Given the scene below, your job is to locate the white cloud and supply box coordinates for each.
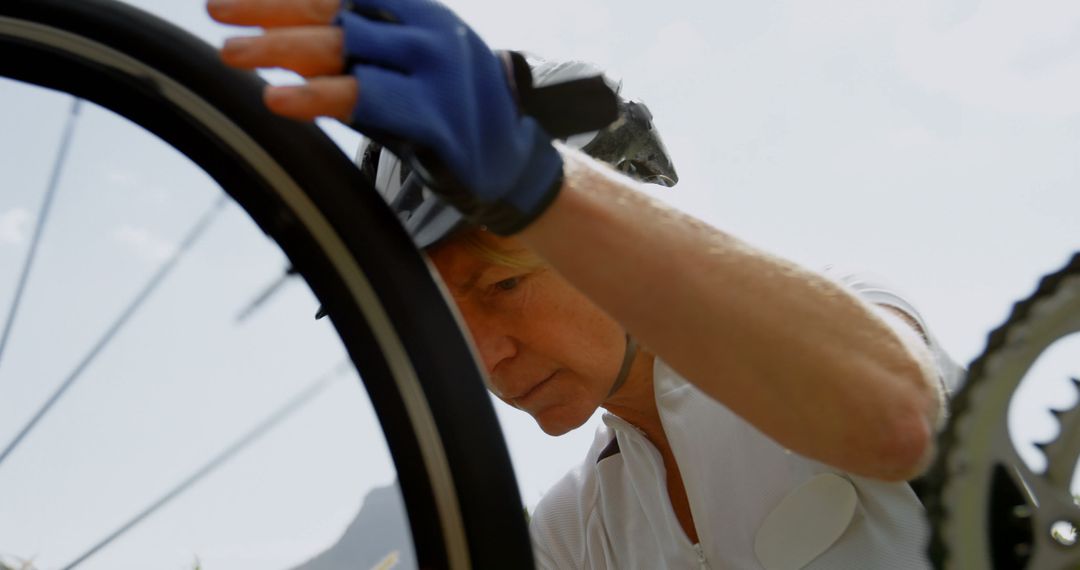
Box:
[459,0,617,65]
[0,208,31,245]
[896,0,1080,115]
[105,169,138,187]
[645,20,710,77]
[111,225,176,262]
[887,125,942,150]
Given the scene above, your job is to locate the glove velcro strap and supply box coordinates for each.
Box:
[407,131,565,235]
[471,169,564,235]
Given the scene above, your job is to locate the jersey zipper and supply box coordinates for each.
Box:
[693,543,709,569]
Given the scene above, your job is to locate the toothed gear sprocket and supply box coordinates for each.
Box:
[924,253,1080,569]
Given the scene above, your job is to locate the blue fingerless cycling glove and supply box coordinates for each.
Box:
[335,0,564,235]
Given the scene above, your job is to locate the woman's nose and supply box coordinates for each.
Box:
[462,309,518,374]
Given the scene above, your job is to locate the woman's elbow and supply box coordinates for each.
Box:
[868,379,942,482]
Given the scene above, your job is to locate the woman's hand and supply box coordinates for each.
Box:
[209,0,566,236]
[208,0,357,121]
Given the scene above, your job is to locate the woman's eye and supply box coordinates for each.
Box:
[494,277,521,292]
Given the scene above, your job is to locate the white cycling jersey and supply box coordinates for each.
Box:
[529,273,963,569]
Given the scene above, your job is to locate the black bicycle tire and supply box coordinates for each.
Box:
[0,1,533,568]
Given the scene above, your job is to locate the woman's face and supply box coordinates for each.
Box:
[427,232,626,435]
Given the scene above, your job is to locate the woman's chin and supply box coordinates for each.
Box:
[531,404,595,436]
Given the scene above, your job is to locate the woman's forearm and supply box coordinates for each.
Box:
[519,145,942,481]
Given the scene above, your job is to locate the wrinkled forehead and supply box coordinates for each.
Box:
[426,239,488,291]
[426,231,533,293]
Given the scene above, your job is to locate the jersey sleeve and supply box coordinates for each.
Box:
[822,267,966,400]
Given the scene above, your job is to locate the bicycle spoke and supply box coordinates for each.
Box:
[0,98,81,371]
[0,196,228,471]
[234,265,297,323]
[61,360,350,570]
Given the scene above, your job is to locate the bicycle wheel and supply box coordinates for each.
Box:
[0,0,532,568]
[924,253,1080,569]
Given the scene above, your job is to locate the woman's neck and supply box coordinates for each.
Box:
[601,350,700,543]
[601,351,670,455]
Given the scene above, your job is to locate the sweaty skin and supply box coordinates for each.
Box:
[525,145,942,482]
[208,0,943,484]
[426,234,631,437]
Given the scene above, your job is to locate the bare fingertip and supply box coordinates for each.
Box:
[263,86,290,110]
[206,0,235,20]
[264,87,314,121]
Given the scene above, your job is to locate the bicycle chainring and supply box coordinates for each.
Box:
[925,254,1080,569]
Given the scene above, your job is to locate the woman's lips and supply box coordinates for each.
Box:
[511,370,559,404]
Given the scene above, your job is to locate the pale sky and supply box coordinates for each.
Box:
[1,0,1079,568]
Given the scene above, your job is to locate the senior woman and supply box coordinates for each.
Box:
[209,0,958,567]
